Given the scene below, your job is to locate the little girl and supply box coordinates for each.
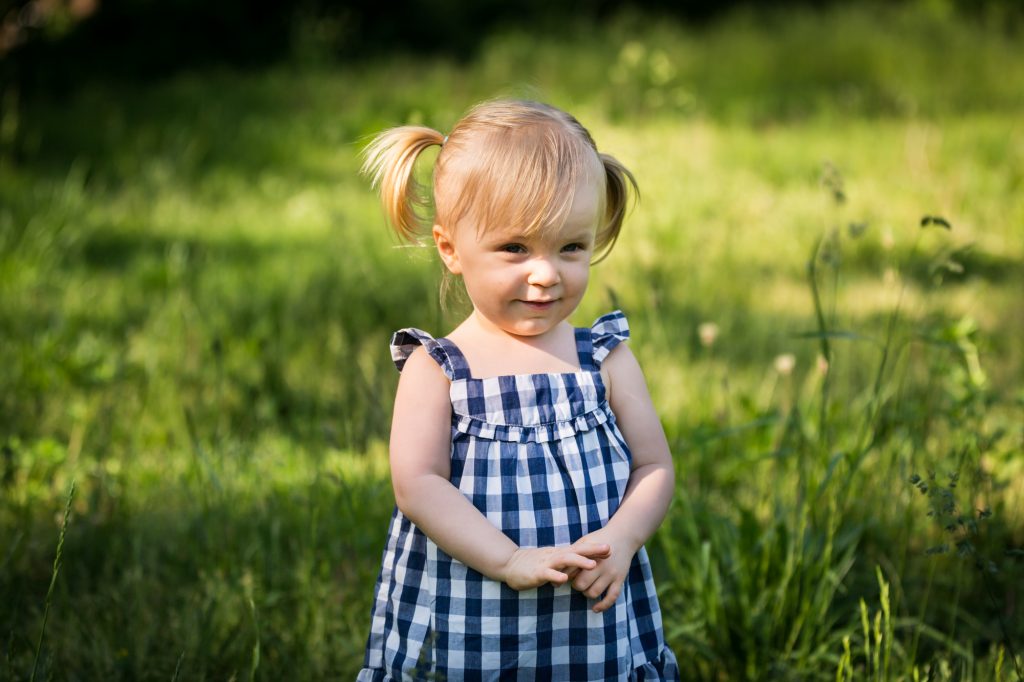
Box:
[357,100,679,680]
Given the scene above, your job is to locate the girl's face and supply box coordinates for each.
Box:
[434,177,602,339]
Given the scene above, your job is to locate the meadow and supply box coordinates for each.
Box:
[1,3,1023,679]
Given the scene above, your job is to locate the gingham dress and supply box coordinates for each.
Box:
[358,311,679,680]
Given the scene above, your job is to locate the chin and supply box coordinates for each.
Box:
[508,320,559,337]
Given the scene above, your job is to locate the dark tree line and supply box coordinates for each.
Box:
[1,0,1021,97]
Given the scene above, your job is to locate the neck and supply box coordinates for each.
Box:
[445,310,581,378]
[467,309,566,345]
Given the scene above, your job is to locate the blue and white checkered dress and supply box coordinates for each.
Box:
[358,311,679,680]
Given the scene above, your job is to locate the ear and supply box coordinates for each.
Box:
[433,224,462,275]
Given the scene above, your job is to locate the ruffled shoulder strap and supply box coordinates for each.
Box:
[590,310,630,366]
[390,328,471,381]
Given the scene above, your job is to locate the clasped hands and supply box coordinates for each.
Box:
[499,530,635,613]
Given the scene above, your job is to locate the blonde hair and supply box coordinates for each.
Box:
[362,100,637,263]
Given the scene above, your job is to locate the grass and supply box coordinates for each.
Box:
[1,2,1023,679]
[29,480,73,682]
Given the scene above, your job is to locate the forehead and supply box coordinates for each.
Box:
[475,175,602,241]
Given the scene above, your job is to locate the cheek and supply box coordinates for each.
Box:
[463,262,518,298]
[567,262,591,290]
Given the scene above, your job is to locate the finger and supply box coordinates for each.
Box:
[574,542,611,559]
[563,567,580,581]
[572,571,599,593]
[585,576,612,600]
[544,569,568,586]
[558,553,598,572]
[593,582,622,613]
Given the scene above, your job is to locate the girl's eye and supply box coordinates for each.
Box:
[499,244,527,254]
[562,243,587,253]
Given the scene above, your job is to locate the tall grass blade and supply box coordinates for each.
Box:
[247,595,260,682]
[30,480,75,682]
[171,650,185,682]
[806,234,833,442]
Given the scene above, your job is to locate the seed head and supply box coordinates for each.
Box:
[698,322,720,348]
[774,353,796,376]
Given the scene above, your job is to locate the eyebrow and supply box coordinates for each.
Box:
[562,231,595,241]
[486,230,594,244]
[554,230,596,245]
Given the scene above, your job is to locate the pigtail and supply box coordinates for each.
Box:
[361,126,446,242]
[595,152,639,262]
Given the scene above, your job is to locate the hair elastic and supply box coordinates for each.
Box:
[442,135,448,146]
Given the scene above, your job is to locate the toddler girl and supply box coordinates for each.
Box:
[357,100,679,680]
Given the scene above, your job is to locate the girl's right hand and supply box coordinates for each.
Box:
[500,543,611,591]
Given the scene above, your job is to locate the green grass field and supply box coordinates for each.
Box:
[2,3,1023,679]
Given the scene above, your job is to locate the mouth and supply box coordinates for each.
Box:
[520,299,557,309]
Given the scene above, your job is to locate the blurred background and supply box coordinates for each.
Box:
[1,0,1023,679]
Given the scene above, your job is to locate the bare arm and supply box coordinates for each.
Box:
[571,342,675,611]
[601,342,676,552]
[390,347,609,589]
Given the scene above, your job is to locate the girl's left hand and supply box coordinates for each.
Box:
[565,529,637,613]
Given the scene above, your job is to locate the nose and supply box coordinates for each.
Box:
[527,256,560,288]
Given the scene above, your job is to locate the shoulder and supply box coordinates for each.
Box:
[392,345,453,420]
[391,345,453,445]
[601,340,645,403]
[397,345,452,390]
[602,338,638,370]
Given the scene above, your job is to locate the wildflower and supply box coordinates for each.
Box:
[774,353,796,375]
[816,354,829,375]
[881,228,895,251]
[698,322,719,348]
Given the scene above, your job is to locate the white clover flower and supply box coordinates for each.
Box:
[698,322,719,348]
[774,353,796,375]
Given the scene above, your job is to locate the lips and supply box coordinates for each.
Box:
[521,299,556,309]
